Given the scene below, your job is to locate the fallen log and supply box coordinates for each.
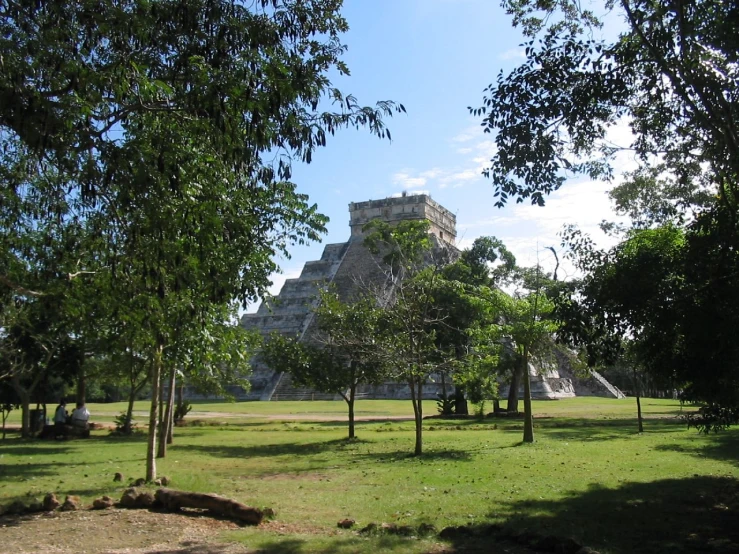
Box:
[154,488,263,525]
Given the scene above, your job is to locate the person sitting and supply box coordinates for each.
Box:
[54,400,67,438]
[71,402,90,429]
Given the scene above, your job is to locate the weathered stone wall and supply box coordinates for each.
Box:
[349,193,456,244]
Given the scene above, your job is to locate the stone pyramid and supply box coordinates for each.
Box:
[239,193,623,401]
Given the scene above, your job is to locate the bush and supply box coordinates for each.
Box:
[436,394,455,416]
[684,404,739,434]
[174,401,192,425]
[111,412,136,436]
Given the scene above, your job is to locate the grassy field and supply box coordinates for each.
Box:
[1,398,738,553]
[3,395,694,425]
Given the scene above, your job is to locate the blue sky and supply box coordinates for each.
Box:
[248,0,631,311]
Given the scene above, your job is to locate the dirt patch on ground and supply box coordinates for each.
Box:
[0,508,250,554]
[0,506,544,554]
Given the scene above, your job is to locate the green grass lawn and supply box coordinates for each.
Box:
[3,395,692,425]
[1,398,737,553]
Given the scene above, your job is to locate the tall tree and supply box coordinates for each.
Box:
[1,1,403,477]
[437,236,515,413]
[364,220,460,455]
[476,0,739,429]
[501,275,558,443]
[560,220,739,431]
[263,291,388,439]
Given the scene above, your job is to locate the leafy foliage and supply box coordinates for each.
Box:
[475,0,739,212]
[436,393,455,416]
[112,411,138,436]
[262,290,390,438]
[173,401,192,425]
[561,216,739,422]
[1,0,404,473]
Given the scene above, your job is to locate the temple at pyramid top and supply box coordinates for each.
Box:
[348,192,457,244]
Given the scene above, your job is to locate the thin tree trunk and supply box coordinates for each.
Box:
[416,380,424,455]
[347,384,356,439]
[158,372,165,429]
[167,413,174,443]
[11,374,32,438]
[411,378,423,456]
[146,344,163,482]
[76,365,86,405]
[20,394,30,438]
[522,345,534,443]
[125,385,136,434]
[158,367,176,457]
[409,377,422,456]
[634,367,644,433]
[166,369,175,444]
[507,361,523,413]
[177,379,184,406]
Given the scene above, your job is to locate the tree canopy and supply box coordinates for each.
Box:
[477,0,739,430]
[0,0,404,472]
[475,0,738,210]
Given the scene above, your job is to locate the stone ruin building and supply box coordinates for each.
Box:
[230,193,623,401]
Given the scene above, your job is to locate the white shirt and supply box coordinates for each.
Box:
[71,406,90,423]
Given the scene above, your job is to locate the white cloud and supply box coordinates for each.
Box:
[457,215,517,231]
[451,177,628,279]
[392,171,427,188]
[450,124,483,144]
[498,48,526,61]
[456,147,473,154]
[439,168,481,189]
[420,168,444,179]
[474,139,497,157]
[455,236,476,251]
[449,169,478,181]
[451,131,476,143]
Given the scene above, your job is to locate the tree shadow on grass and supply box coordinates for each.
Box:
[535,417,686,442]
[89,433,148,445]
[443,475,739,554]
[252,535,435,554]
[0,460,74,481]
[653,429,739,467]
[124,544,250,554]
[0,445,79,482]
[350,447,474,465]
[180,437,359,461]
[0,444,76,456]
